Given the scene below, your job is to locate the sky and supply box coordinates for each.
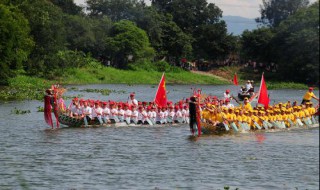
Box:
[74,0,317,19]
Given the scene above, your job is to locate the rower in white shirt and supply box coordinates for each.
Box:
[174,106,183,123]
[117,104,125,122]
[102,102,110,124]
[123,104,132,124]
[168,106,175,123]
[131,106,139,124]
[82,101,92,127]
[110,102,118,123]
[92,101,103,125]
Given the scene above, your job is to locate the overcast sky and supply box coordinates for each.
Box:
[74,0,317,19]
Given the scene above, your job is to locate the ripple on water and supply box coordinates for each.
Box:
[0,85,318,189]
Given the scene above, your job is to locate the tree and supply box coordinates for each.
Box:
[152,0,223,34]
[0,4,34,84]
[86,0,146,21]
[105,20,155,68]
[193,21,236,61]
[134,7,193,60]
[18,0,67,77]
[256,0,310,27]
[272,1,319,83]
[49,0,83,15]
[240,28,275,63]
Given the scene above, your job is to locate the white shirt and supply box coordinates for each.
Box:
[224,93,231,100]
[110,108,118,116]
[92,107,103,118]
[83,106,92,118]
[132,110,139,119]
[124,110,132,120]
[102,107,110,118]
[128,99,138,106]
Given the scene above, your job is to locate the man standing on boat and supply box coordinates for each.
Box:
[128,93,138,107]
[189,96,198,135]
[301,87,319,104]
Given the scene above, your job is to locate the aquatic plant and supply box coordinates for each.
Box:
[11,107,31,115]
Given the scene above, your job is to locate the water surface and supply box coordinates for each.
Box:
[0,84,318,189]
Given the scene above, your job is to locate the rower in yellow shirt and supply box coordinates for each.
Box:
[242,97,253,111]
[302,87,319,104]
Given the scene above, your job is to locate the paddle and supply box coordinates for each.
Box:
[253,121,262,130]
[146,118,154,126]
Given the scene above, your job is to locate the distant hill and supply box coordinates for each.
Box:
[223,16,258,36]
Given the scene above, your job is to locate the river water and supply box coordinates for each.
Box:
[0,84,318,190]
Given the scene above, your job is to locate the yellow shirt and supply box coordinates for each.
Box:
[243,103,253,111]
[303,91,315,100]
[298,111,306,118]
[236,115,243,122]
[227,113,236,121]
[216,113,224,123]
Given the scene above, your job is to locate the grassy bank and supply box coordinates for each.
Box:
[209,66,310,90]
[0,67,226,101]
[62,66,226,85]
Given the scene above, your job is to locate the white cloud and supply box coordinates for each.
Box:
[74,0,318,19]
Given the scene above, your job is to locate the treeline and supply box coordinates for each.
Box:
[0,0,318,85]
[242,0,319,84]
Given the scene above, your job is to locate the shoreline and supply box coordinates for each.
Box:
[0,68,313,101]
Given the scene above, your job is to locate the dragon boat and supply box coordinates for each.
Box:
[200,119,319,135]
[58,112,186,128]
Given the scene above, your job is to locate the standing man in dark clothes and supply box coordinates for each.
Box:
[189,96,198,135]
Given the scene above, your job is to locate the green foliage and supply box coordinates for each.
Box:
[241,27,275,62]
[0,75,50,101]
[106,20,155,68]
[11,107,31,114]
[0,4,34,85]
[271,1,319,84]
[256,0,310,27]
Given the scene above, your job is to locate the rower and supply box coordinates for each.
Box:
[82,100,92,127]
[102,102,110,124]
[301,87,319,104]
[243,97,253,111]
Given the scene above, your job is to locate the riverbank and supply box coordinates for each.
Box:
[0,66,313,101]
[0,68,226,101]
[207,66,310,90]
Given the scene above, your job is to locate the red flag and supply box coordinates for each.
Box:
[154,73,167,107]
[233,73,238,86]
[258,73,269,109]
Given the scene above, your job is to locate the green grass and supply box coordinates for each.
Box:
[61,66,227,85]
[0,67,226,101]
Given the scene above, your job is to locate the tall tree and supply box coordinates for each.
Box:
[0,4,34,84]
[240,28,275,63]
[18,0,67,77]
[105,20,155,68]
[49,0,83,15]
[86,0,146,21]
[256,0,310,27]
[272,1,319,83]
[134,7,193,60]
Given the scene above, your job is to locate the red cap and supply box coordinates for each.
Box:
[147,106,151,110]
[103,102,107,105]
[225,98,230,102]
[226,89,230,93]
[309,87,314,91]
[130,93,135,96]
